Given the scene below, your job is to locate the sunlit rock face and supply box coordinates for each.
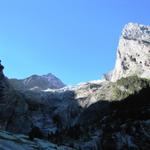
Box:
[111,23,150,81]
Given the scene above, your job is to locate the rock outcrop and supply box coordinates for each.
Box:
[0,63,4,76]
[111,23,150,81]
[0,63,30,133]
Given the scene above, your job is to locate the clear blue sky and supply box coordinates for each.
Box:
[0,0,150,85]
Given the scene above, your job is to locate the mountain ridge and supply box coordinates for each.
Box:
[9,73,65,91]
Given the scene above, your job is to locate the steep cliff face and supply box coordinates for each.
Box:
[0,64,30,132]
[111,23,150,81]
[0,130,76,150]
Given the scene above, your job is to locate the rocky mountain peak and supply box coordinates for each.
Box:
[110,23,150,81]
[10,73,65,91]
[122,22,150,41]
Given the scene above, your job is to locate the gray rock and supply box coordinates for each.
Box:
[111,23,150,81]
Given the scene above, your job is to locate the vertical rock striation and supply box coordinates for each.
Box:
[111,23,150,81]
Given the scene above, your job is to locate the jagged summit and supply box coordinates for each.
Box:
[9,73,65,91]
[110,22,150,81]
[122,22,150,41]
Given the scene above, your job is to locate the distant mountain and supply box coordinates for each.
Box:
[9,73,65,91]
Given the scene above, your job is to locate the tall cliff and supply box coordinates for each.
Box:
[111,23,150,81]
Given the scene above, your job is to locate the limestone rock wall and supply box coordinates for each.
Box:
[111,23,150,81]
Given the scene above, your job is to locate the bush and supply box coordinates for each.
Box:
[112,75,150,100]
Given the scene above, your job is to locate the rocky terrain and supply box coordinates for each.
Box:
[0,22,150,150]
[0,130,76,150]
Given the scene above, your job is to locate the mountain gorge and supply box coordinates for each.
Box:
[0,22,150,150]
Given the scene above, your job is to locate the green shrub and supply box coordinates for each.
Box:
[116,75,150,92]
[112,75,150,100]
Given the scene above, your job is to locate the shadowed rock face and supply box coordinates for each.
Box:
[111,23,150,81]
[0,63,81,134]
[0,64,4,71]
[0,64,4,78]
[0,64,30,133]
